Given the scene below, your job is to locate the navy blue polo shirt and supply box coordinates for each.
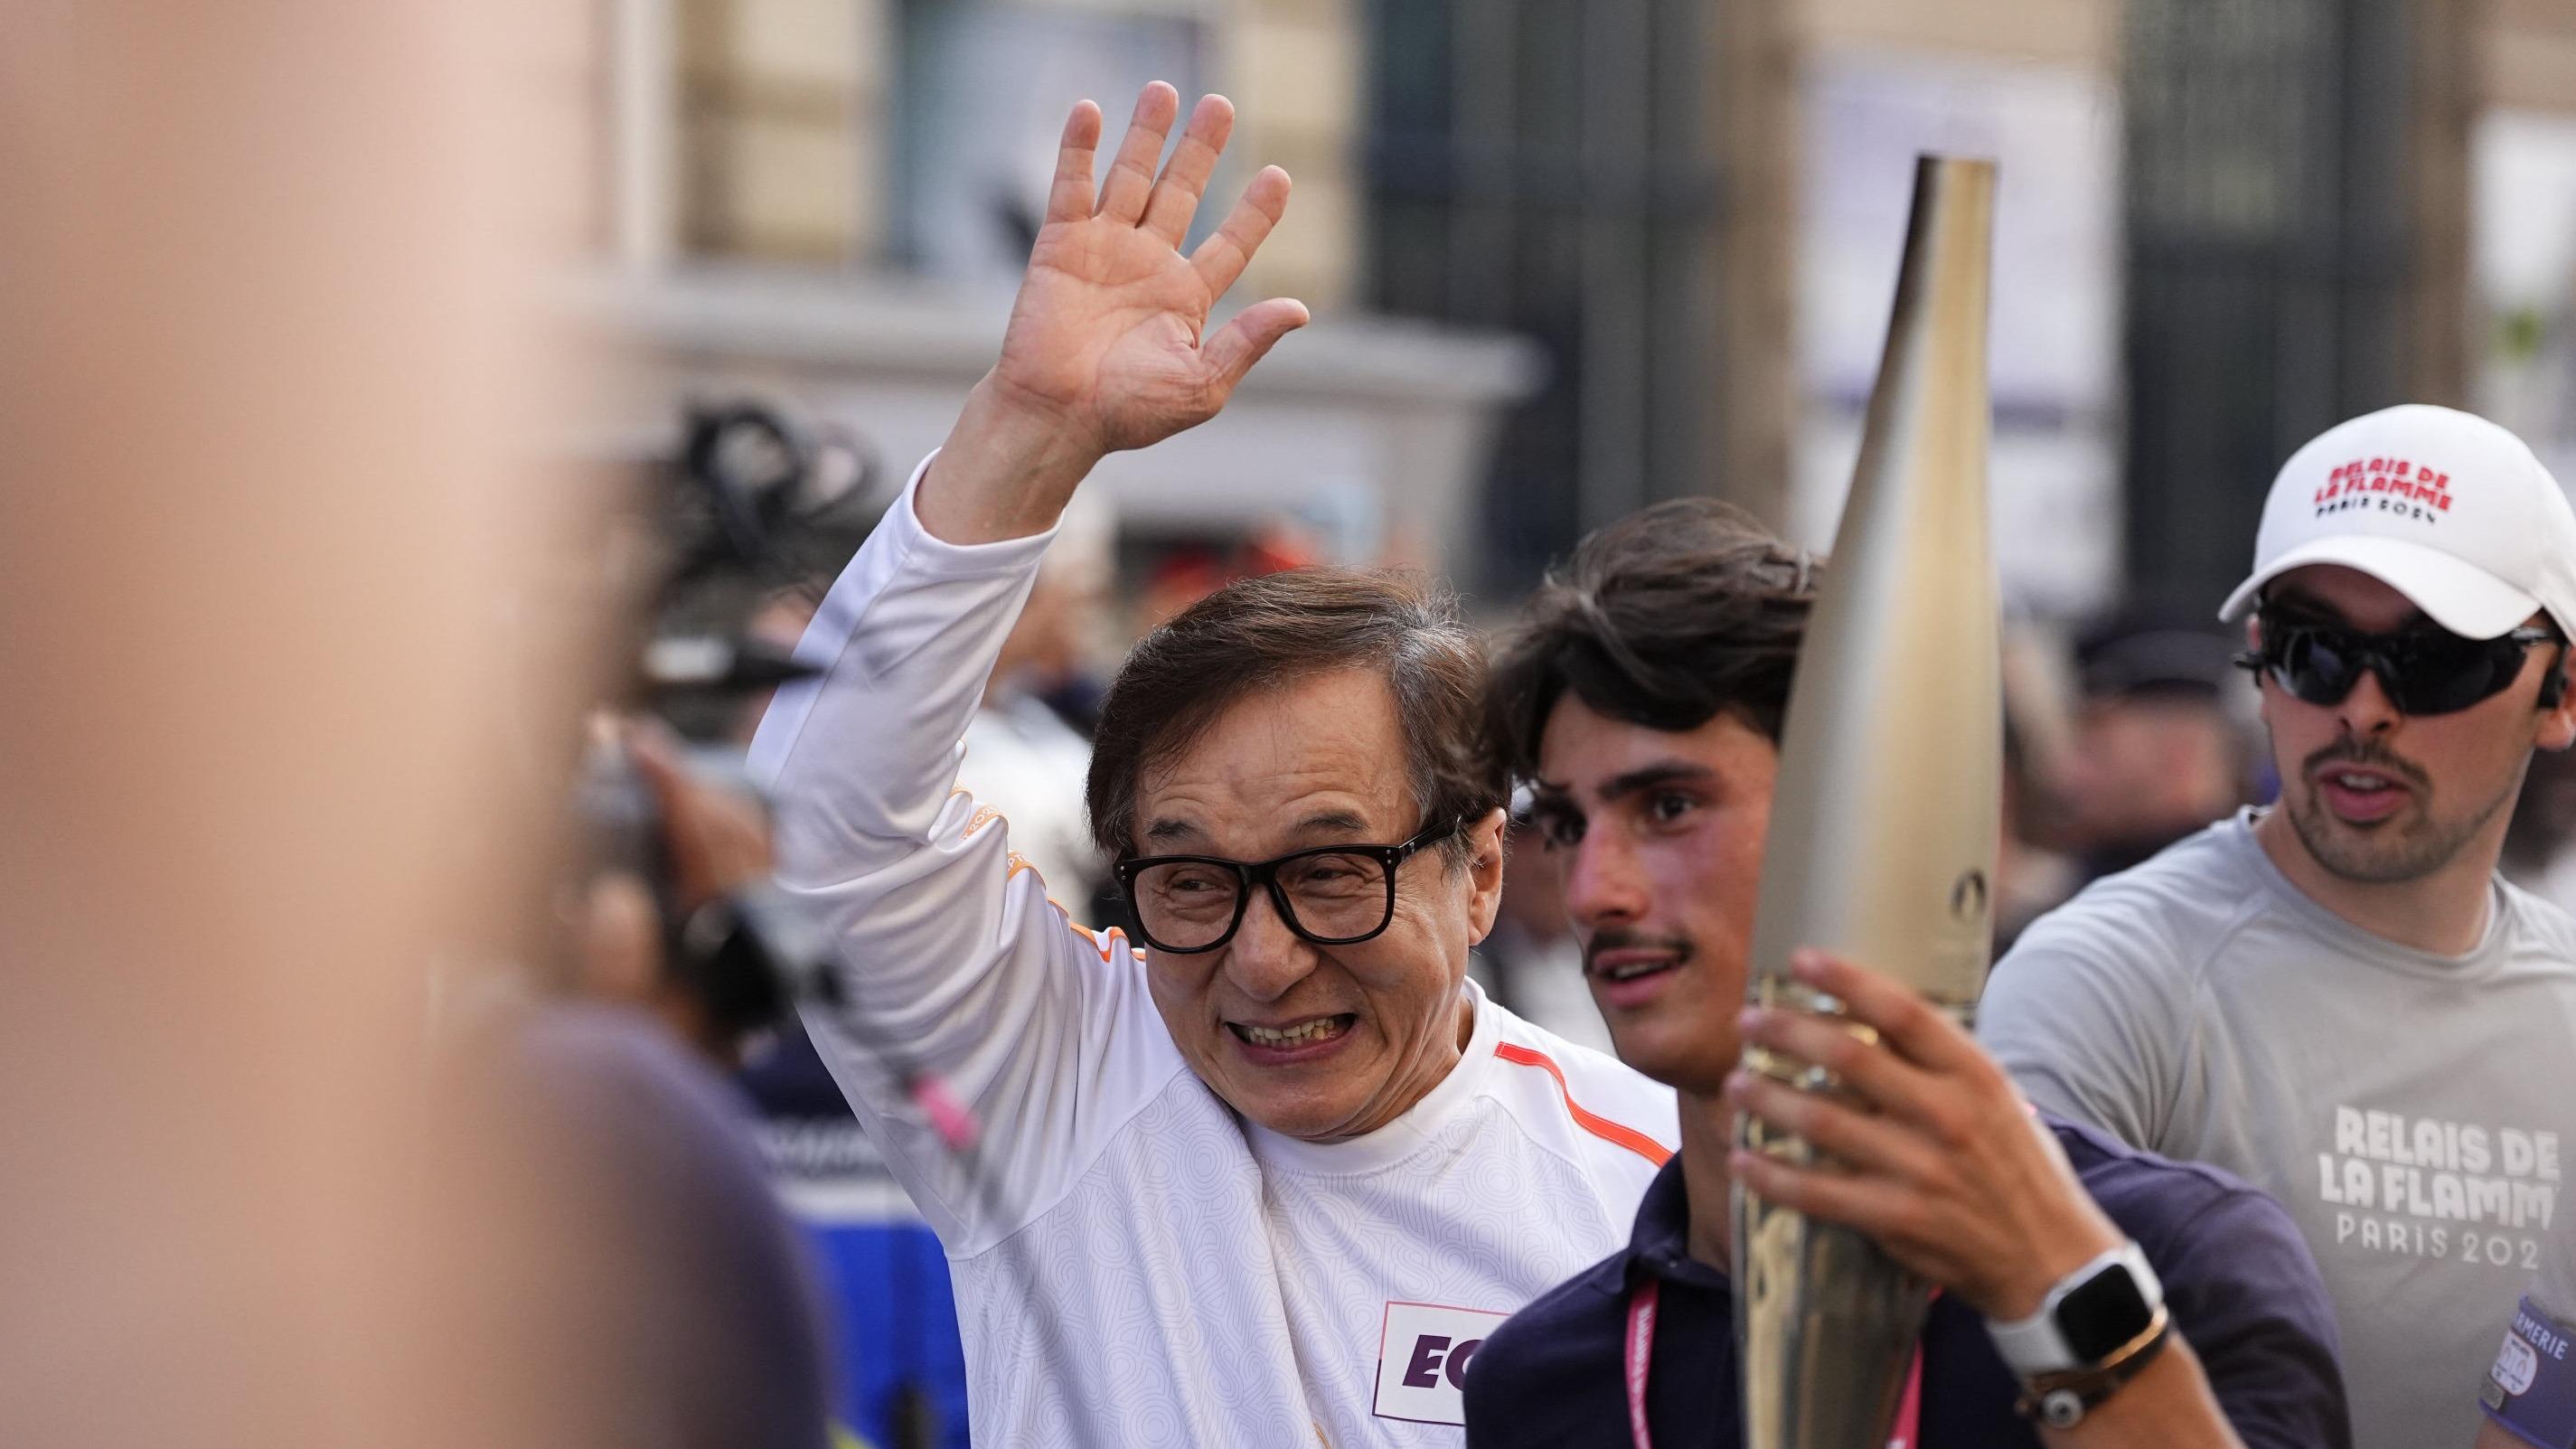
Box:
[1461,1115,2349,1448]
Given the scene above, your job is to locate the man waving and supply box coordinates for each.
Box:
[752,85,1674,1446]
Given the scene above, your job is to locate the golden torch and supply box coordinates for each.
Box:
[1734,155,2000,1449]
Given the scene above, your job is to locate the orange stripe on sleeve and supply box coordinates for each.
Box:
[1066,920,1134,963]
[1493,1041,1672,1168]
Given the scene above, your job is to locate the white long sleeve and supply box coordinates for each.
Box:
[750,456,1186,1256]
[750,456,1678,1446]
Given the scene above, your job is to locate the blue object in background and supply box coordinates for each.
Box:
[739,1022,972,1449]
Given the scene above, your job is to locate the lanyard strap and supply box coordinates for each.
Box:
[1891,1349,1924,1449]
[1626,1279,1660,1449]
[1623,1278,1924,1449]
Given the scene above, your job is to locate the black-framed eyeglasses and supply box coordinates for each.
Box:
[1111,819,1458,955]
[2239,608,2560,716]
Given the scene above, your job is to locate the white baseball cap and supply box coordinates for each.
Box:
[2218,403,2576,640]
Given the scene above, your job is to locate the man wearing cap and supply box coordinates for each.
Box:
[1980,404,2576,1449]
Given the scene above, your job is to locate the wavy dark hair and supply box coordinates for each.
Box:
[1086,568,1506,867]
[1488,499,1820,779]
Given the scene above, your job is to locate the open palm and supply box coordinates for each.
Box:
[986,85,1308,458]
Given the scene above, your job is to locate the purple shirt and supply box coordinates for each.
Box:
[1462,1115,2348,1448]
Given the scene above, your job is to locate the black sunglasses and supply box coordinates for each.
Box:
[2239,610,2561,716]
[1111,818,1458,955]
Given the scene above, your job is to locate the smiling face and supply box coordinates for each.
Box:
[1130,668,1505,1142]
[1528,693,1779,1096]
[2257,564,2576,886]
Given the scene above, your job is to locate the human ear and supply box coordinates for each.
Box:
[2537,647,2576,753]
[1462,806,1509,944]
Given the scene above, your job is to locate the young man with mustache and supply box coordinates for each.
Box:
[1459,502,2348,1446]
[1980,406,2576,1449]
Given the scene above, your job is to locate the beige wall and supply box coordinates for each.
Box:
[1800,0,2118,71]
[678,0,879,264]
[2488,0,2576,113]
[659,0,1361,300]
[1226,0,1361,309]
[644,0,2576,287]
[1807,0,2576,116]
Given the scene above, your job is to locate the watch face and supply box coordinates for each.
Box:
[2056,1265,2155,1362]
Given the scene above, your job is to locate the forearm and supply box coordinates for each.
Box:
[2041,1338,2244,1449]
[755,458,1047,818]
[913,376,1105,545]
[748,479,1097,1242]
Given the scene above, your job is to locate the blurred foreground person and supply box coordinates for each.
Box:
[1983,405,2576,1449]
[456,724,835,1449]
[1462,502,2346,1448]
[752,84,1673,1444]
[0,8,640,1448]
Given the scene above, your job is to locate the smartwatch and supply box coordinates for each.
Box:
[1988,1241,2165,1374]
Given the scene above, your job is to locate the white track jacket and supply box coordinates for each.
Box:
[750,460,1678,1447]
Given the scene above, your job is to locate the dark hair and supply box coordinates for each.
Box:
[1086,568,1506,865]
[1488,499,1819,781]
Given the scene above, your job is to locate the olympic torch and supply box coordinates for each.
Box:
[1734,155,1999,1449]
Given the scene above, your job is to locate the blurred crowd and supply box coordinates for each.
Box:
[696,469,2574,1043]
[552,421,2576,1449]
[19,13,2576,1449]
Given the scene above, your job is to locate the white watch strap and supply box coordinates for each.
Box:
[1987,1240,2165,1377]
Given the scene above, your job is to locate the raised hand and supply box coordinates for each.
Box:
[1000,84,1306,451]
[921,84,1308,545]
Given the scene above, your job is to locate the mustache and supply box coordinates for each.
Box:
[2302,738,2430,791]
[1582,928,1696,975]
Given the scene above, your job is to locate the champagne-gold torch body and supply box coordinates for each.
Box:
[1734,155,1999,1449]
